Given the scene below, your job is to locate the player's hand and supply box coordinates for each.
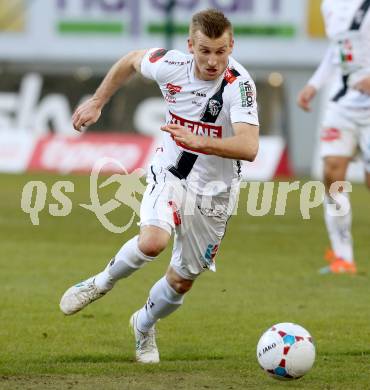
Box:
[161,124,204,150]
[297,85,317,112]
[72,97,103,132]
[352,76,370,95]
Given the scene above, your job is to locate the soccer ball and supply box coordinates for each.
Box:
[256,322,315,380]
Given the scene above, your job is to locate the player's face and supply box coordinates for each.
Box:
[188,30,234,81]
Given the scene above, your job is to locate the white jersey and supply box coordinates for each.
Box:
[141,48,259,196]
[309,0,370,108]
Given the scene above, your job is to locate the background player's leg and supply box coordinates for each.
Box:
[366,172,370,190]
[322,156,355,272]
[359,125,370,190]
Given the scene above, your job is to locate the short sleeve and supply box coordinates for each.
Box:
[229,78,259,125]
[141,48,169,82]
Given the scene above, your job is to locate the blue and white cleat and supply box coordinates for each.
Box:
[59,276,108,315]
[129,311,160,363]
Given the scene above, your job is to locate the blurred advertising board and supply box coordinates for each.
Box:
[0,131,155,174]
[0,129,289,180]
[27,133,155,174]
[0,72,291,179]
[0,0,326,66]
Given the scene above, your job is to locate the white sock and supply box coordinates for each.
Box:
[136,276,184,333]
[324,193,354,262]
[94,236,155,291]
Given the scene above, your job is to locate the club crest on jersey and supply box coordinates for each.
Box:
[208,99,222,116]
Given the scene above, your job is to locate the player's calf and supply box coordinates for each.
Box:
[365,172,370,190]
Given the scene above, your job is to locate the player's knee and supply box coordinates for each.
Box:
[138,231,170,257]
[323,157,347,189]
[138,237,168,257]
[324,159,341,176]
[169,278,193,294]
[166,268,194,294]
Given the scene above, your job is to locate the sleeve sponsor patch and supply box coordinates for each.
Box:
[224,67,239,84]
[149,48,168,63]
[239,81,255,108]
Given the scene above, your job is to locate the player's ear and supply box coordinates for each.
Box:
[188,37,194,54]
[230,36,234,51]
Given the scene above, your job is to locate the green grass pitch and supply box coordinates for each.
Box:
[0,173,369,389]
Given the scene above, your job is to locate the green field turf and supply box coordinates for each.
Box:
[0,173,369,389]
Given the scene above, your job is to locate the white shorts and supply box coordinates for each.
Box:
[140,168,237,280]
[320,103,370,172]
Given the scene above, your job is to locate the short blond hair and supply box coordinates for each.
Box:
[190,8,233,39]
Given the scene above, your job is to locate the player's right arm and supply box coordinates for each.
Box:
[72,49,147,131]
[297,46,334,112]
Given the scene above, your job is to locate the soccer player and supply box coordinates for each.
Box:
[297,0,370,274]
[60,8,259,362]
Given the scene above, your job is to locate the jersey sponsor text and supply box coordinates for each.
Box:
[169,112,222,138]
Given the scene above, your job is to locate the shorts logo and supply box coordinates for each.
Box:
[203,243,219,268]
[166,83,182,95]
[321,127,341,141]
[149,48,168,63]
[239,81,254,108]
[168,200,181,226]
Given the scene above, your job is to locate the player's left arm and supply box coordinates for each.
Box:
[161,122,259,161]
